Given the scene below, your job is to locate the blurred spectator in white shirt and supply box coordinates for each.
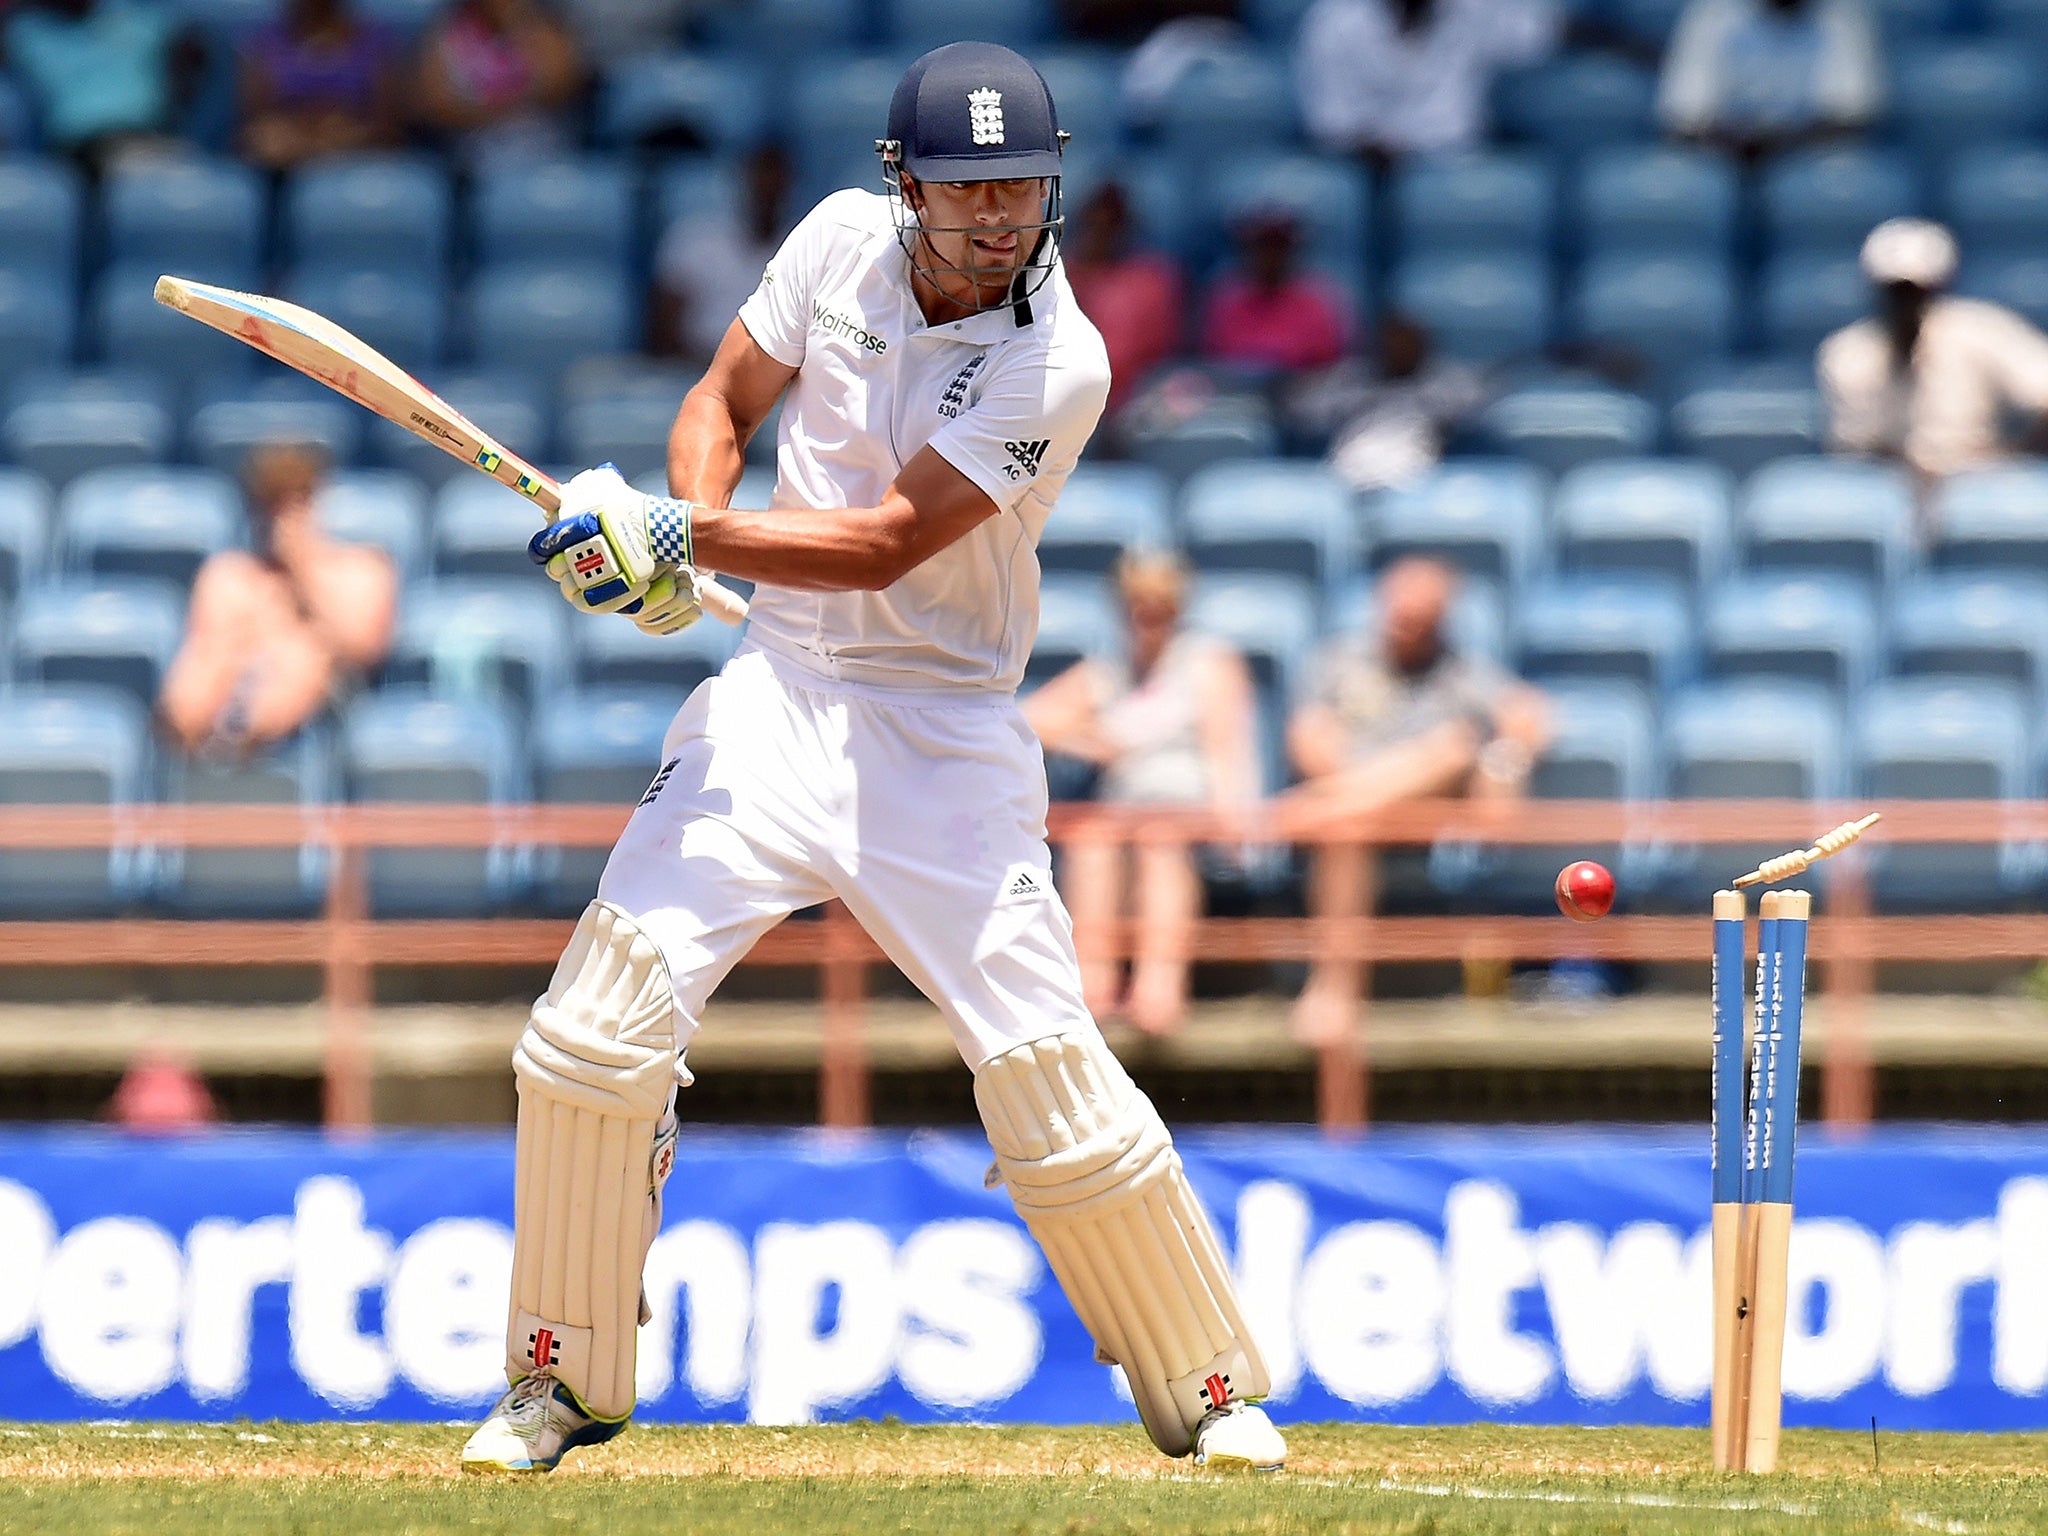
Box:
[650,143,793,365]
[1286,313,1490,488]
[1659,0,1880,158]
[1821,218,2048,485]
[1026,552,1260,1036]
[1295,0,1559,163]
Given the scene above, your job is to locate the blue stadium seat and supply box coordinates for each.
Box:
[58,467,240,586]
[533,687,694,913]
[699,0,862,54]
[1758,254,1868,355]
[1931,465,2048,574]
[888,0,1044,50]
[353,0,439,32]
[1331,573,1508,665]
[1572,145,1737,256]
[1956,254,2048,333]
[383,578,570,715]
[573,602,742,693]
[1368,459,1546,589]
[1124,393,1279,484]
[1859,677,2032,910]
[654,157,743,229]
[1867,0,1957,39]
[95,260,254,381]
[1027,574,1118,688]
[1513,576,1693,694]
[1891,45,2044,154]
[1391,254,1550,362]
[0,264,75,368]
[288,265,446,370]
[1039,463,1174,574]
[1477,382,1657,476]
[1942,144,2048,252]
[1761,147,1917,256]
[1188,571,1319,791]
[371,371,549,485]
[2,370,174,486]
[466,264,635,379]
[1571,254,1736,375]
[1660,680,1843,907]
[1210,155,1371,278]
[283,154,450,270]
[1702,574,1878,695]
[103,157,264,273]
[1985,0,2048,44]
[602,54,768,152]
[1394,152,1553,257]
[317,469,428,575]
[1670,361,1825,477]
[1493,53,1656,152]
[1605,0,1689,47]
[1482,679,1660,911]
[0,686,152,917]
[163,730,333,917]
[0,156,83,275]
[1245,0,1317,39]
[0,468,52,601]
[13,578,185,707]
[342,688,527,916]
[1741,455,1914,587]
[435,477,547,579]
[559,359,699,483]
[1665,683,1842,797]
[187,377,363,473]
[1890,573,2048,696]
[791,55,907,176]
[1553,459,1734,588]
[1179,460,1356,591]
[1153,49,1295,158]
[1033,50,1126,153]
[473,157,634,267]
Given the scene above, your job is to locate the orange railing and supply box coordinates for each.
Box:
[0,800,2042,1130]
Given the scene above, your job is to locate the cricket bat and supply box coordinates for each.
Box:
[153,274,747,627]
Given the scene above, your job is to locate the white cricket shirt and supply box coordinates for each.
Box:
[733,188,1111,695]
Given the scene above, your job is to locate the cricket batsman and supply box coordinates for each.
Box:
[460,40,1286,1474]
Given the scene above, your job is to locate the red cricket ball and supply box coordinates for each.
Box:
[1555,860,1616,922]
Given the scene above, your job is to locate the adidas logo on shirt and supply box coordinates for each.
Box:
[1005,439,1049,477]
[999,867,1048,904]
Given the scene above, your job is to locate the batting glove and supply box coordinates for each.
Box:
[529,464,698,616]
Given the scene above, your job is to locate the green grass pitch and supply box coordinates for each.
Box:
[4,1421,2047,1534]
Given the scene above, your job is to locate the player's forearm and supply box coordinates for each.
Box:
[666,386,749,509]
[689,501,927,591]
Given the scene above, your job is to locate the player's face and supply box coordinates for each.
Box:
[908,177,1050,307]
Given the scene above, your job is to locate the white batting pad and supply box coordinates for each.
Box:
[508,902,679,1421]
[975,1031,1270,1456]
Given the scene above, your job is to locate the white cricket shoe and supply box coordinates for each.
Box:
[1193,1401,1286,1471]
[461,1372,626,1473]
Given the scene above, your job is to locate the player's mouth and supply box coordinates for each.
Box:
[972,233,1020,260]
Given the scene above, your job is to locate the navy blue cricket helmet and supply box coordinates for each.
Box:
[877,41,1069,312]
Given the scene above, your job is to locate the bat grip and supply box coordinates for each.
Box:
[694,574,749,626]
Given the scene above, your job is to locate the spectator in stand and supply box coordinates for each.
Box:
[1821,218,2048,488]
[1,0,206,169]
[160,444,397,760]
[238,0,401,170]
[650,143,794,365]
[1026,552,1260,1036]
[1060,0,1238,46]
[1202,204,1349,375]
[1286,312,1490,487]
[1659,0,1880,159]
[1064,180,1185,413]
[1295,0,1559,164]
[1284,556,1549,1044]
[553,0,689,66]
[415,0,584,159]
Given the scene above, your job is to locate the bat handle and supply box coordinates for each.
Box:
[695,574,749,626]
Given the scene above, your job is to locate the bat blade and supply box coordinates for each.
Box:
[154,274,745,626]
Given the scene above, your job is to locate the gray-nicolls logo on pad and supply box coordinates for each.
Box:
[968,87,1005,145]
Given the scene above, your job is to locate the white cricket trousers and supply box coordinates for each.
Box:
[598,645,1098,1070]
